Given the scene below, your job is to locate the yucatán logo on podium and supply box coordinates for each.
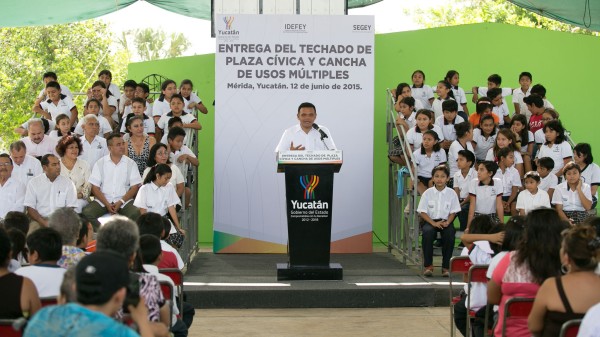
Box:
[300,175,319,200]
[290,174,329,222]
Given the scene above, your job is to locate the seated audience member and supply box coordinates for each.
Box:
[98,69,121,99]
[524,94,545,134]
[7,228,27,272]
[9,140,43,187]
[119,79,137,118]
[21,119,58,159]
[143,143,186,201]
[537,157,558,200]
[48,114,73,141]
[78,114,109,169]
[535,120,573,177]
[24,154,77,234]
[135,82,154,117]
[528,225,600,336]
[488,208,567,337]
[49,207,86,268]
[531,84,554,109]
[534,108,559,146]
[32,81,77,127]
[0,153,26,219]
[57,135,91,213]
[134,164,185,244]
[512,72,532,117]
[157,94,201,140]
[77,215,95,253]
[494,147,522,216]
[552,162,593,225]
[86,80,118,128]
[167,127,198,182]
[83,133,142,230]
[57,266,76,304]
[15,227,66,297]
[516,171,551,216]
[468,161,504,227]
[23,251,153,337]
[137,213,183,269]
[96,216,170,336]
[574,143,600,213]
[469,97,499,127]
[120,97,156,137]
[74,99,113,137]
[125,115,156,176]
[3,211,30,236]
[140,234,189,337]
[455,215,499,337]
[160,116,183,145]
[180,79,208,114]
[0,227,41,319]
[36,71,73,100]
[14,117,56,137]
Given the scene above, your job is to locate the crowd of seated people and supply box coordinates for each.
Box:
[0,70,205,336]
[391,70,600,336]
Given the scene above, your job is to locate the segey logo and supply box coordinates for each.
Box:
[300,175,319,200]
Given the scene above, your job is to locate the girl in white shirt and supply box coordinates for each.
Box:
[431,80,456,120]
[536,120,573,178]
[444,70,469,120]
[410,70,434,109]
[134,163,184,236]
[472,114,497,161]
[552,162,593,225]
[485,128,524,177]
[49,114,72,140]
[405,109,444,152]
[412,130,447,195]
[573,143,599,210]
[510,114,534,173]
[394,83,425,112]
[516,171,550,215]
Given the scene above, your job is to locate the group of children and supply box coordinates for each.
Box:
[393,70,599,277]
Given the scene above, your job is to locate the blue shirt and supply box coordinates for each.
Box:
[24,303,139,337]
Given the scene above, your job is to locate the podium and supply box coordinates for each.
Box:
[276,150,343,281]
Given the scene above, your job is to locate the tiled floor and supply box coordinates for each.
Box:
[189,307,451,337]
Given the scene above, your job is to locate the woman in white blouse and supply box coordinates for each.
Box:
[143,143,188,207]
[56,135,90,213]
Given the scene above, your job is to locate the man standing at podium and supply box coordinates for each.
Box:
[276,102,337,152]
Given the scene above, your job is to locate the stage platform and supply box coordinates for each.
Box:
[183,250,459,309]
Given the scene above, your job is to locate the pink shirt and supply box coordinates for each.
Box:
[492,252,540,337]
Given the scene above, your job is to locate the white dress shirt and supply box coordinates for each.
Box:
[454,168,477,199]
[516,189,551,214]
[39,95,76,121]
[24,174,78,217]
[0,177,26,219]
[22,136,58,158]
[494,166,522,196]
[276,124,337,152]
[448,140,475,177]
[79,136,109,170]
[134,182,180,216]
[417,186,461,220]
[552,181,592,212]
[536,142,573,175]
[89,155,143,206]
[142,164,184,188]
[74,115,112,136]
[11,154,43,187]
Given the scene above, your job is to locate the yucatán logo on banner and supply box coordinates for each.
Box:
[300,175,319,200]
[218,16,239,37]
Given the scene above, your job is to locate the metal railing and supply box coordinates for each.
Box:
[386,89,422,268]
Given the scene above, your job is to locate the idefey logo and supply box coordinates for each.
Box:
[300,175,319,200]
[223,16,235,30]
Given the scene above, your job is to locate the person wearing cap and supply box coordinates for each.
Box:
[24,251,153,337]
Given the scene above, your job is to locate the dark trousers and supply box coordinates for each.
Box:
[458,201,470,232]
[422,222,456,268]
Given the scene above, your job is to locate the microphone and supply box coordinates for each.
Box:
[312,123,328,139]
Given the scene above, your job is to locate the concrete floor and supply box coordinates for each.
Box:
[189,307,451,336]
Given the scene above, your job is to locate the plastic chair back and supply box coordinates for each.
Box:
[559,318,582,337]
[502,297,534,337]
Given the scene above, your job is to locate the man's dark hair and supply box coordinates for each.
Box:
[297,102,316,114]
[106,132,122,146]
[27,227,63,262]
[139,234,162,265]
[123,80,137,89]
[0,153,13,165]
[40,154,57,167]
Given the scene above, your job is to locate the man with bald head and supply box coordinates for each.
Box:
[22,118,58,159]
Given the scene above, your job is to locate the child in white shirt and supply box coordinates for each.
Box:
[516,171,550,215]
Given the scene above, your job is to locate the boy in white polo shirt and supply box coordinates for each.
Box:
[167,127,198,182]
[468,161,504,228]
[494,147,522,216]
[453,149,477,235]
[537,157,558,200]
[417,164,461,277]
[33,81,78,127]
